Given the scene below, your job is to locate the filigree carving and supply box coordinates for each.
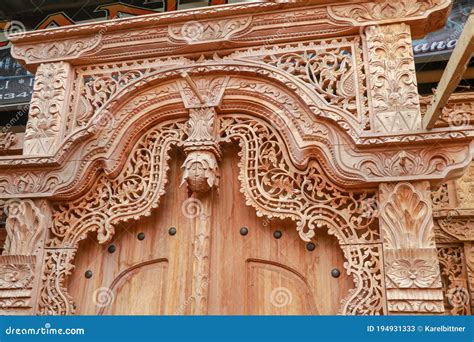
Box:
[38,249,76,315]
[24,62,72,155]
[50,120,186,247]
[220,115,379,244]
[456,164,474,209]
[339,245,385,315]
[437,245,471,315]
[365,23,421,132]
[3,199,51,255]
[169,17,252,44]
[435,218,474,242]
[431,183,450,209]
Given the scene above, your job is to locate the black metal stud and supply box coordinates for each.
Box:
[240,227,249,236]
[331,268,341,278]
[137,232,145,240]
[306,242,316,251]
[169,227,177,236]
[85,270,93,279]
[107,244,116,253]
[273,230,282,239]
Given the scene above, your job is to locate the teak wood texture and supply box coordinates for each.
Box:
[0,0,473,316]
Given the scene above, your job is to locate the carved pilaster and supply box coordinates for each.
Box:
[365,23,421,133]
[23,62,73,155]
[379,182,444,314]
[0,199,52,315]
[465,243,474,314]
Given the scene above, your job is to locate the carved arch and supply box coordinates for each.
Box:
[39,110,385,315]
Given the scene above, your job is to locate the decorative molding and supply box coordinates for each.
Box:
[169,17,252,44]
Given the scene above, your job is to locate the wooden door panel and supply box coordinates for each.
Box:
[247,260,316,315]
[102,259,168,315]
[68,152,194,315]
[208,146,353,315]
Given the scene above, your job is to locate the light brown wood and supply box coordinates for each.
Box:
[424,10,474,129]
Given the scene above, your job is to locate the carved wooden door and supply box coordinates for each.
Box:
[67,144,352,315]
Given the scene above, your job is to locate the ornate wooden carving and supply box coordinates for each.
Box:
[364,23,421,133]
[0,0,468,316]
[379,182,444,314]
[24,62,73,155]
[437,245,471,315]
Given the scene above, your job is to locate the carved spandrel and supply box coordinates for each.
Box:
[365,23,422,133]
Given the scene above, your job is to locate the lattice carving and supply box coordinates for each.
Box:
[437,245,471,315]
[220,115,380,244]
[339,245,386,315]
[50,120,186,247]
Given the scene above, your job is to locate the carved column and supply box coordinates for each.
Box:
[180,107,221,315]
[0,199,52,314]
[379,182,444,314]
[365,23,422,133]
[23,62,73,155]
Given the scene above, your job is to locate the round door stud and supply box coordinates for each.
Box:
[85,270,93,279]
[273,230,282,239]
[240,227,249,236]
[331,268,341,278]
[107,244,116,254]
[169,227,177,236]
[306,242,316,251]
[137,232,145,241]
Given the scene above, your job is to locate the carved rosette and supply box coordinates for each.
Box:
[364,23,422,133]
[24,62,73,155]
[379,182,444,314]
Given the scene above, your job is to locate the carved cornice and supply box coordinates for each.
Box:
[9,1,451,67]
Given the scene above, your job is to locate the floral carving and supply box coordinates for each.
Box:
[220,115,379,244]
[24,62,71,155]
[50,120,186,247]
[365,23,421,132]
[169,17,252,44]
[437,245,471,315]
[339,245,385,315]
[11,36,101,64]
[431,183,450,209]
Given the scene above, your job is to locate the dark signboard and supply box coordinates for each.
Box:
[0,75,33,106]
[413,0,473,60]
